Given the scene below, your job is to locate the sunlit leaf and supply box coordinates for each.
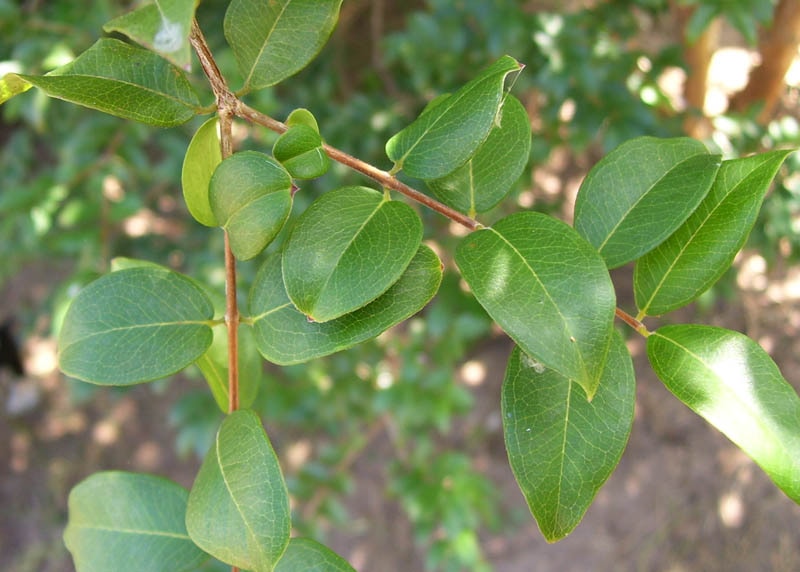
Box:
[0,72,32,105]
[186,410,290,571]
[251,245,441,365]
[503,332,635,541]
[58,267,214,385]
[281,186,422,322]
[275,538,355,571]
[182,117,221,227]
[648,325,800,503]
[574,137,721,268]
[64,472,207,572]
[456,211,615,398]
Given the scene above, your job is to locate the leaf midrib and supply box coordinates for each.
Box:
[244,0,290,90]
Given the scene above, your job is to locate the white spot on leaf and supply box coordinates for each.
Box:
[154,19,183,54]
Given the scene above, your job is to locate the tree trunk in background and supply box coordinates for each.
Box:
[674,4,721,138]
[729,0,800,123]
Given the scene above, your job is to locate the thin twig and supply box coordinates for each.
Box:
[615,307,649,337]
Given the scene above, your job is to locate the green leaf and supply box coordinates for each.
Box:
[64,472,207,572]
[427,94,531,216]
[225,0,343,92]
[196,323,262,413]
[186,409,290,571]
[273,124,329,180]
[250,245,442,365]
[385,55,523,179]
[103,0,198,70]
[455,212,615,399]
[58,267,214,385]
[182,117,222,227]
[503,332,635,542]
[635,150,793,316]
[648,325,800,503]
[15,38,200,127]
[574,136,721,269]
[0,72,32,105]
[275,538,355,572]
[282,186,423,322]
[209,151,293,261]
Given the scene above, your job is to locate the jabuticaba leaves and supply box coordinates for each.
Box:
[250,245,442,365]
[574,136,721,269]
[455,211,615,399]
[281,186,423,323]
[634,150,793,317]
[225,0,343,92]
[273,108,330,179]
[426,94,531,216]
[385,55,523,180]
[182,117,222,227]
[648,325,800,503]
[12,38,200,127]
[274,538,356,572]
[503,332,635,542]
[58,267,214,385]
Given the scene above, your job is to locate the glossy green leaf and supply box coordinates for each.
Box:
[15,38,200,127]
[574,137,721,269]
[64,472,207,572]
[273,124,329,180]
[186,409,290,571]
[103,0,198,70]
[427,94,531,216]
[196,323,261,413]
[282,186,423,322]
[275,538,355,572]
[251,245,441,365]
[648,325,800,503]
[385,55,522,179]
[209,151,293,261]
[503,332,635,541]
[58,267,214,385]
[182,117,221,227]
[225,0,343,92]
[635,150,793,316]
[455,211,615,399]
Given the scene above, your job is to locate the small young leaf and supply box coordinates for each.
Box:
[250,245,441,365]
[103,0,198,70]
[503,332,635,542]
[64,472,207,572]
[574,137,721,268]
[455,211,615,399]
[15,38,200,127]
[275,538,355,572]
[635,150,793,316]
[427,94,531,216]
[648,325,800,503]
[58,267,214,385]
[225,0,343,92]
[282,186,423,322]
[273,124,329,180]
[385,55,522,179]
[182,117,221,227]
[209,151,293,261]
[186,409,290,571]
[196,323,262,413]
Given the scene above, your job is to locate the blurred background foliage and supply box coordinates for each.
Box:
[2,1,800,570]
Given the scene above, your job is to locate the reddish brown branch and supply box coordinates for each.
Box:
[615,307,649,337]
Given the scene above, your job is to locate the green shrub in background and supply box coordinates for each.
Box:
[2,1,800,571]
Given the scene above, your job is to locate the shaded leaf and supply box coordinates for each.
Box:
[182,117,221,227]
[64,472,207,572]
[15,38,200,127]
[503,332,635,541]
[103,0,198,70]
[225,0,343,92]
[635,150,793,316]
[250,245,441,365]
[385,55,522,179]
[58,267,214,385]
[455,211,615,398]
[282,186,422,322]
[427,94,531,216]
[209,151,293,260]
[275,538,355,572]
[186,409,290,571]
[574,137,721,268]
[648,325,800,503]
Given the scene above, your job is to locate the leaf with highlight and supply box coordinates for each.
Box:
[182,117,222,227]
